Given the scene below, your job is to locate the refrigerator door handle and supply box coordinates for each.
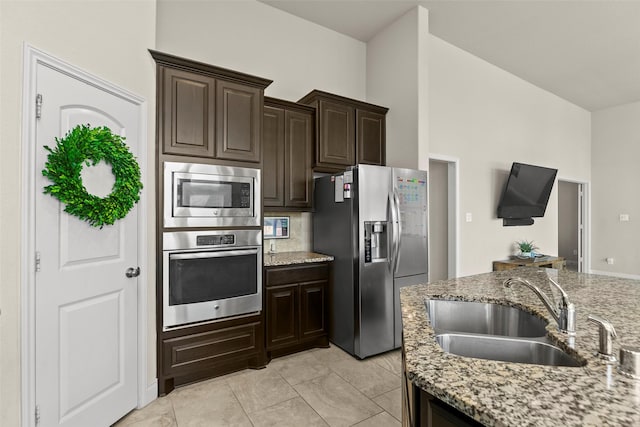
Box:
[392,189,402,274]
[388,192,397,273]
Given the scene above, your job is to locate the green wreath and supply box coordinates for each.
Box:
[42,124,143,228]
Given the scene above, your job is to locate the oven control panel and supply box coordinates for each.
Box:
[163,230,261,252]
[196,234,235,246]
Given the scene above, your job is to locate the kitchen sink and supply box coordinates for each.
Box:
[435,333,585,367]
[425,299,584,367]
[425,299,548,338]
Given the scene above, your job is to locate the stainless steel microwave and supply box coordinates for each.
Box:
[164,162,261,228]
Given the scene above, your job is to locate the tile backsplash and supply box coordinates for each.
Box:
[264,212,312,253]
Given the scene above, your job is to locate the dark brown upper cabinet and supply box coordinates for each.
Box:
[216,80,262,163]
[150,49,272,164]
[263,97,315,210]
[356,109,386,166]
[161,67,216,158]
[299,90,388,173]
[316,100,355,167]
[263,105,285,207]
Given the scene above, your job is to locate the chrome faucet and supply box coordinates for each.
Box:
[587,314,617,361]
[503,276,576,335]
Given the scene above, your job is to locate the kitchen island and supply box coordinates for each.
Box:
[401,268,640,426]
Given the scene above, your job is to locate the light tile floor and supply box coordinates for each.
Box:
[114,345,402,427]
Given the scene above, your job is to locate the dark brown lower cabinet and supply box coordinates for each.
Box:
[159,314,267,395]
[266,284,299,349]
[402,351,481,427]
[265,262,330,359]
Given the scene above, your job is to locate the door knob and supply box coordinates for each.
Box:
[125,267,141,278]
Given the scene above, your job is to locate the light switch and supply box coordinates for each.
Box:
[465,213,472,222]
[619,214,630,222]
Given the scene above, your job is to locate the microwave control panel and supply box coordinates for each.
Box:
[196,234,236,247]
[240,183,252,207]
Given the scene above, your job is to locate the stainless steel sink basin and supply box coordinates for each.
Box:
[435,333,585,367]
[425,299,548,337]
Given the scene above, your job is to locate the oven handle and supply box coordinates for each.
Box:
[169,248,260,260]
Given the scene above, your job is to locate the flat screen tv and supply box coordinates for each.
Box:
[497,162,558,226]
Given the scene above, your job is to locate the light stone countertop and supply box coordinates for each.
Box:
[263,251,333,267]
[401,268,640,426]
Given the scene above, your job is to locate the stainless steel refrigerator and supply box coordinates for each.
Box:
[313,164,428,359]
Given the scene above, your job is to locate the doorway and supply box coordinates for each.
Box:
[428,155,459,281]
[558,180,588,272]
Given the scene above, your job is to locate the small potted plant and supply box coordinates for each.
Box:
[515,240,538,259]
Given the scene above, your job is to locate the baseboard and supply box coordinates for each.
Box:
[589,270,640,281]
[139,379,158,409]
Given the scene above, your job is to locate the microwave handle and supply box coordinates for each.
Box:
[170,248,259,261]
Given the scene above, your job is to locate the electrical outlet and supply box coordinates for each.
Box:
[619,214,630,222]
[465,213,472,222]
[606,257,614,265]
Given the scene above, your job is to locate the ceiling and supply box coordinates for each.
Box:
[260,0,640,111]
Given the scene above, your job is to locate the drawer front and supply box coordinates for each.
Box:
[265,263,329,286]
[162,322,260,376]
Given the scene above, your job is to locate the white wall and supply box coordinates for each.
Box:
[156,0,366,102]
[428,35,591,276]
[366,6,429,170]
[0,1,156,424]
[591,101,640,277]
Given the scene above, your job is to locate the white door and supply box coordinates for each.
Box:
[35,64,139,426]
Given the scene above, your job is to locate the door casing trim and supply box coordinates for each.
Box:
[21,43,154,427]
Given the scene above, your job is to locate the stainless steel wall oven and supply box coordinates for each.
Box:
[163,230,262,330]
[164,161,261,228]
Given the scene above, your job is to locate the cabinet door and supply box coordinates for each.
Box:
[317,100,355,167]
[161,67,216,157]
[266,284,299,350]
[299,280,327,341]
[356,109,385,166]
[216,80,262,163]
[263,106,285,207]
[285,109,313,208]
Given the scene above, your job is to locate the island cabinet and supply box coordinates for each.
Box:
[150,49,272,164]
[298,90,388,173]
[263,97,315,210]
[402,368,482,427]
[264,262,330,358]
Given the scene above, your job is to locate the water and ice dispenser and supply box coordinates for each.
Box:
[364,221,388,263]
